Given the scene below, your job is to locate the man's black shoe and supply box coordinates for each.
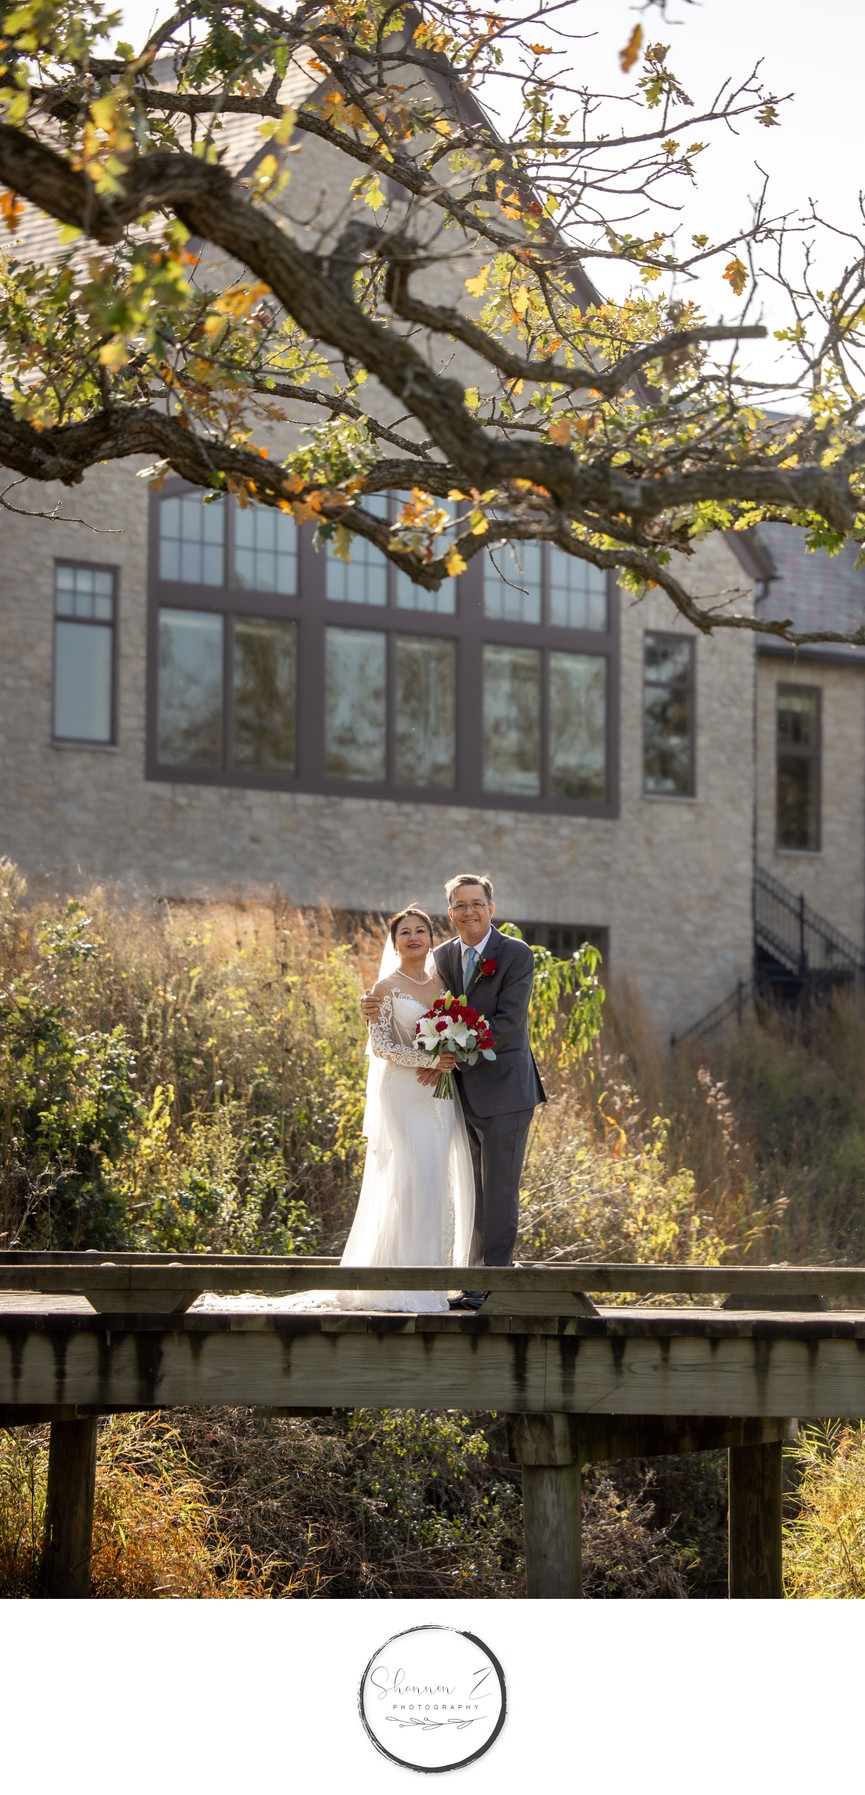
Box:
[448,1290,489,1311]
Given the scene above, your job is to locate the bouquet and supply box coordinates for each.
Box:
[415,992,496,1099]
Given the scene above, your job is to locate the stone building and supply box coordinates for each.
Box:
[755,526,865,950]
[2,59,863,1041]
[0,449,769,1039]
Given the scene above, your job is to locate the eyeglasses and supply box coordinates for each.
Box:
[450,901,489,915]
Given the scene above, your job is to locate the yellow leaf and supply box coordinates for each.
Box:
[98,340,131,372]
[253,154,279,188]
[548,417,573,446]
[444,547,467,576]
[469,509,489,535]
[464,388,479,411]
[362,176,385,212]
[620,24,643,73]
[273,105,297,146]
[512,283,530,314]
[90,92,118,132]
[723,257,748,296]
[4,88,29,125]
[465,265,489,298]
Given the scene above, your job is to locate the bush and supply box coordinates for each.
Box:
[519,1082,726,1271]
[0,878,369,1253]
[171,1406,525,1598]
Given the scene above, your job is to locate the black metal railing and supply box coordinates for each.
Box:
[673,870,865,1048]
[671,978,755,1048]
[754,866,865,981]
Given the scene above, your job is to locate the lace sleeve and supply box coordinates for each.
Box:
[368,990,429,1068]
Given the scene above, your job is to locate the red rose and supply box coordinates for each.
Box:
[435,1018,449,1033]
[481,958,498,977]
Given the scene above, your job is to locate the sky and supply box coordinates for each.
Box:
[112,0,864,388]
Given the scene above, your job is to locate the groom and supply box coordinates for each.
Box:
[364,873,545,1308]
[434,874,545,1307]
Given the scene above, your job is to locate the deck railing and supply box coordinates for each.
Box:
[2,1250,864,1313]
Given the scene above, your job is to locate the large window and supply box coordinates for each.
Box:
[157,610,296,772]
[776,684,820,851]
[148,487,618,813]
[53,562,117,744]
[643,633,695,797]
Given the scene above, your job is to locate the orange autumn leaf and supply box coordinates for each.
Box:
[619,24,643,73]
[0,188,23,233]
[548,417,574,446]
[723,257,748,296]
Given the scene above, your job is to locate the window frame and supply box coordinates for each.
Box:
[147,481,620,816]
[775,681,822,853]
[642,630,697,800]
[52,559,119,748]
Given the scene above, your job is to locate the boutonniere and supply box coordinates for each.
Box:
[477,957,498,980]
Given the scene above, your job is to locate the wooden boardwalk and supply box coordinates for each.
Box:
[3,1254,865,1599]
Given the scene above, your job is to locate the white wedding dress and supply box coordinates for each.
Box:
[333,984,475,1309]
[194,979,475,1316]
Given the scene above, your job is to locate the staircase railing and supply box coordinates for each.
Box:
[670,978,755,1048]
[754,866,865,979]
[672,870,865,1047]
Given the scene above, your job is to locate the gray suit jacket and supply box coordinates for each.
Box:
[433,926,546,1119]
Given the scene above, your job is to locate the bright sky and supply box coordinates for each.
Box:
[114,0,865,384]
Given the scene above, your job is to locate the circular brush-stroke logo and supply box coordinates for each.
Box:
[359,1625,506,1773]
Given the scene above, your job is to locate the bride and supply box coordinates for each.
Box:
[334,904,475,1310]
[196,906,474,1316]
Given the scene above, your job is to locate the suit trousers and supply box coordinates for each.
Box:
[459,1098,535,1267]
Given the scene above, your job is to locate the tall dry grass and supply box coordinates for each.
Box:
[0,1412,274,1597]
[605,981,865,1264]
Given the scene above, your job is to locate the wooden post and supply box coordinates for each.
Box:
[40,1417,99,1599]
[728,1438,784,1599]
[508,1414,582,1599]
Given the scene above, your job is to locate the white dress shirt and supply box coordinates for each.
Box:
[461,926,493,987]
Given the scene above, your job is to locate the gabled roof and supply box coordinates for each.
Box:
[2,53,318,267]
[753,520,865,662]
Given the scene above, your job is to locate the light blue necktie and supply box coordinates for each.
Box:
[464,946,479,988]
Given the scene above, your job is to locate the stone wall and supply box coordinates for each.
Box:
[0,465,756,1041]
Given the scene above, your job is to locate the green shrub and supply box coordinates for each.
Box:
[784,1423,865,1598]
[172,1405,524,1597]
